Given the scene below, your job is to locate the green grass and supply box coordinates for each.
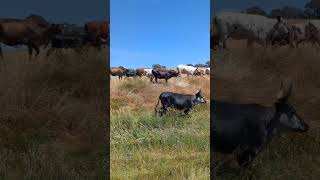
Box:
[111,95,210,179]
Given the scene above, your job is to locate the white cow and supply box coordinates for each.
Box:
[305,20,320,47]
[144,68,153,75]
[215,12,290,48]
[177,65,197,76]
[289,23,308,47]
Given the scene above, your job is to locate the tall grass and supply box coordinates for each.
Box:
[213,43,320,180]
[110,76,210,179]
[0,49,108,179]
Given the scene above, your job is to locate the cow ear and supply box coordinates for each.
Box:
[196,89,201,95]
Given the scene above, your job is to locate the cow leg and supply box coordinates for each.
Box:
[0,44,4,68]
[184,108,191,115]
[160,106,167,116]
[236,147,259,167]
[28,45,33,60]
[46,48,55,57]
[0,44,3,59]
[33,45,40,58]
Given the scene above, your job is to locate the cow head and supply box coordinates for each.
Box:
[275,16,289,35]
[274,83,309,133]
[194,89,206,104]
[169,70,180,77]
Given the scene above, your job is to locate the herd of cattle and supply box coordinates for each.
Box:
[211,11,320,50]
[0,14,109,59]
[110,65,210,83]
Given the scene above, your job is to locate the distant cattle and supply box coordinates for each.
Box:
[110,67,128,79]
[177,65,197,76]
[155,89,206,116]
[205,68,210,75]
[211,83,309,167]
[305,20,320,47]
[214,12,289,48]
[151,68,179,83]
[0,14,61,59]
[126,71,137,78]
[287,23,309,48]
[136,68,146,77]
[46,23,87,56]
[85,21,109,49]
[193,67,204,76]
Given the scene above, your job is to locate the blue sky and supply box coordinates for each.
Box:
[0,0,108,24]
[111,0,210,68]
[211,0,306,15]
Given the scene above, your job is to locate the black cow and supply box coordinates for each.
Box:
[46,23,87,56]
[211,84,309,168]
[126,71,137,78]
[155,89,206,116]
[151,69,179,83]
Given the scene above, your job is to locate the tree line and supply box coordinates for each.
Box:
[244,0,320,19]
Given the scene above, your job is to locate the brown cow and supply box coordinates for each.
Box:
[0,15,60,59]
[85,21,109,49]
[110,67,128,80]
[136,68,146,77]
[205,69,210,75]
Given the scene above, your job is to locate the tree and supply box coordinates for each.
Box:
[118,66,125,69]
[281,6,305,18]
[152,64,161,69]
[187,64,193,66]
[269,9,282,18]
[246,6,267,16]
[269,6,304,19]
[305,0,320,18]
[206,61,210,66]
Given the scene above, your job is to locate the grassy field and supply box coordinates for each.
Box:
[110,76,210,179]
[0,49,108,179]
[212,44,320,180]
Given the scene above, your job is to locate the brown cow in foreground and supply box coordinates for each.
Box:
[85,21,109,49]
[0,14,61,59]
[110,67,128,80]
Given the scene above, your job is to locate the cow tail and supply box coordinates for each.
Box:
[155,97,160,116]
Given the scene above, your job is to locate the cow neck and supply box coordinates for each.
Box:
[192,96,197,105]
